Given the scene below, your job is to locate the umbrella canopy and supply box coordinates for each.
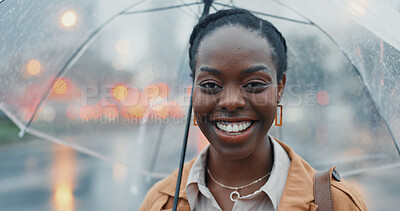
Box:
[1,0,400,208]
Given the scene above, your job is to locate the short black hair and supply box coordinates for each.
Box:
[189,8,287,82]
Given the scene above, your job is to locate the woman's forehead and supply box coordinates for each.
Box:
[196,25,276,72]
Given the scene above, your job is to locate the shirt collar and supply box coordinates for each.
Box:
[185,135,291,210]
[186,144,210,208]
[258,135,291,210]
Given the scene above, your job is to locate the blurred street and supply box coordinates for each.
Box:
[0,137,399,211]
[0,138,152,211]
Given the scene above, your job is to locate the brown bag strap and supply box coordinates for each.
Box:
[313,168,334,211]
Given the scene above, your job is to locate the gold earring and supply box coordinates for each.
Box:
[193,115,198,126]
[275,104,283,126]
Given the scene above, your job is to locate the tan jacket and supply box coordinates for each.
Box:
[140,140,367,211]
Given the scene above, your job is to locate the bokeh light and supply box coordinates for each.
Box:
[120,86,140,106]
[121,104,146,119]
[157,83,169,98]
[115,40,130,55]
[53,79,68,95]
[112,84,128,101]
[168,102,184,119]
[37,106,56,122]
[113,163,127,182]
[79,104,102,121]
[26,59,42,76]
[349,0,366,16]
[60,10,77,27]
[65,105,79,120]
[54,182,74,210]
[79,106,92,121]
[145,84,159,98]
[156,106,169,119]
[317,90,330,106]
[51,146,75,211]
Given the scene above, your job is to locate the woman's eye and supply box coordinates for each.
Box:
[199,82,222,94]
[243,82,269,92]
[202,83,218,89]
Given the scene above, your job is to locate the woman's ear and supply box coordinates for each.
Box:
[277,73,286,103]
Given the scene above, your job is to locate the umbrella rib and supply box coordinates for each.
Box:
[270,0,400,157]
[147,124,167,180]
[211,4,218,13]
[123,2,202,15]
[18,0,150,137]
[213,2,312,25]
[341,162,400,177]
[382,116,400,156]
[179,0,201,18]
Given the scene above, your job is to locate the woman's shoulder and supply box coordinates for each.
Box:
[139,159,195,211]
[139,180,170,211]
[274,138,367,210]
[331,177,368,211]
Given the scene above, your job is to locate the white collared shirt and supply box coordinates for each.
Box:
[186,135,291,211]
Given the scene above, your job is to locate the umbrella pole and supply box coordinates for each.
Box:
[172,1,212,210]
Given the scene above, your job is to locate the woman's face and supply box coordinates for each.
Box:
[193,25,285,160]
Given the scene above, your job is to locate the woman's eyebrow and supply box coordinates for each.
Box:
[241,65,272,75]
[199,66,222,74]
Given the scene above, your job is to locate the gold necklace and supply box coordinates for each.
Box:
[206,168,271,202]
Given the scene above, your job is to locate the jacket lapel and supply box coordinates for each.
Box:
[275,139,317,211]
[158,159,195,200]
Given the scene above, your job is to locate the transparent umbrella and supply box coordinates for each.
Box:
[0,0,400,209]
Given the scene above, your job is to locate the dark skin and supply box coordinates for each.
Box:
[192,26,286,211]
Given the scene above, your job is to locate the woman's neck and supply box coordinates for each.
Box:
[206,138,273,186]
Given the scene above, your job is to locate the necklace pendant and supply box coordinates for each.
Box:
[230,190,240,202]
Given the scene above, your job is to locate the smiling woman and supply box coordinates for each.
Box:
[140,8,367,211]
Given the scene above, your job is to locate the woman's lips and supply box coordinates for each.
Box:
[216,121,252,133]
[211,120,256,143]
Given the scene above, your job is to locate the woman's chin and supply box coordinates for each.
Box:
[205,121,265,160]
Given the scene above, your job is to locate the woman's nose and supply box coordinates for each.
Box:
[217,86,246,112]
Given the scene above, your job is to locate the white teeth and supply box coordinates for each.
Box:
[232,125,239,132]
[215,121,252,133]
